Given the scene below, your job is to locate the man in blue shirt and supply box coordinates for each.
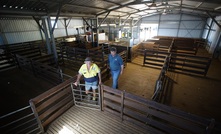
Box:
[108,47,124,89]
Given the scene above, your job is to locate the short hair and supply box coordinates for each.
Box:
[85,57,92,61]
[110,47,117,52]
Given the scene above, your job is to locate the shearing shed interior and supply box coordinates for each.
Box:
[1,0,221,134]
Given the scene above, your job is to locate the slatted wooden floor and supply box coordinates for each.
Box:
[46,106,149,134]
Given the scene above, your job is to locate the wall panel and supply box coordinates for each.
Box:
[158,29,177,37]
[142,14,206,38]
[178,30,202,38]
[5,31,41,44]
[0,19,41,44]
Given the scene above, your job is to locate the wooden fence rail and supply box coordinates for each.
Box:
[2,77,221,134]
[32,60,63,85]
[16,54,33,73]
[172,38,198,55]
[143,50,169,68]
[119,50,128,67]
[0,53,17,72]
[143,50,212,76]
[169,53,212,76]
[16,54,63,85]
[101,85,216,134]
[29,77,76,132]
[88,46,104,62]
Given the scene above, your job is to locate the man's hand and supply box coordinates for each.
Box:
[120,70,123,75]
[99,80,102,85]
[74,81,79,86]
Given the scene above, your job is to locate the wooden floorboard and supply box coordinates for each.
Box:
[45,106,150,134]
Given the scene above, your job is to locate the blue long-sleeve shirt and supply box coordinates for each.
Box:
[108,54,123,71]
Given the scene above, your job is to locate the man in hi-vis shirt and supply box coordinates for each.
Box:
[74,57,101,101]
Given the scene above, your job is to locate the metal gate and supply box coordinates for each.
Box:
[71,83,101,110]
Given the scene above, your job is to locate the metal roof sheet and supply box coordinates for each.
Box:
[0,0,220,20]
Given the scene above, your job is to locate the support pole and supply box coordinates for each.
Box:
[122,14,131,25]
[91,19,94,47]
[96,17,99,47]
[47,16,58,63]
[177,14,182,37]
[33,16,44,42]
[108,24,111,41]
[206,20,213,41]
[82,17,92,29]
[33,16,45,33]
[98,11,110,28]
[42,17,51,54]
[64,18,68,36]
[52,3,62,33]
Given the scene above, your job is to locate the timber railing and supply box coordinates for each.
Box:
[16,54,64,85]
[151,56,170,102]
[143,50,212,76]
[1,43,35,53]
[169,53,212,76]
[1,42,60,68]
[0,53,17,72]
[132,37,200,60]
[101,85,218,134]
[143,49,169,69]
[31,54,55,66]
[58,46,104,71]
[1,78,221,134]
[88,46,104,62]
[97,59,110,82]
[1,43,42,59]
[56,45,112,82]
[29,77,76,132]
[155,38,173,52]
[118,50,128,67]
[172,38,198,55]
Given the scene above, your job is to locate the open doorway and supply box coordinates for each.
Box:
[140,23,158,41]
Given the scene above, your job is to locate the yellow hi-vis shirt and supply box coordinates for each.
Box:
[78,63,100,82]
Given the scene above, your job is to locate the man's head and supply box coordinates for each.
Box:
[110,47,117,56]
[84,57,92,64]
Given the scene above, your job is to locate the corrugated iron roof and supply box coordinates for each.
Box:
[0,0,221,20]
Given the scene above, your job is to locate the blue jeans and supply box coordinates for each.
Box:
[111,70,121,89]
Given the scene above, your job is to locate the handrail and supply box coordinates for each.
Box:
[101,85,215,134]
[0,105,30,119]
[151,56,170,101]
[29,76,76,132]
[0,105,42,134]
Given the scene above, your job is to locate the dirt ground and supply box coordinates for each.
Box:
[104,61,160,99]
[166,59,221,122]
